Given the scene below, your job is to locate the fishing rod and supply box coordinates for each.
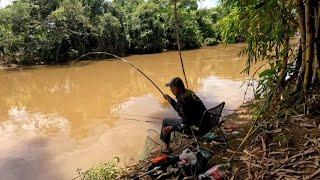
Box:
[89,115,162,124]
[60,52,164,95]
[77,52,164,95]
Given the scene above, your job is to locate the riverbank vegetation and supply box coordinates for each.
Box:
[212,0,320,178]
[215,1,320,177]
[0,0,227,66]
[76,161,121,180]
[220,0,320,117]
[76,0,320,178]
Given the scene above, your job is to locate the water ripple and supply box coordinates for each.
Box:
[0,107,70,136]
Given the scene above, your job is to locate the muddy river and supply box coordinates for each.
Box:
[0,44,257,179]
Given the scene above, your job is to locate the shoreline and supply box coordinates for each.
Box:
[77,103,255,179]
[77,101,320,179]
[0,44,246,71]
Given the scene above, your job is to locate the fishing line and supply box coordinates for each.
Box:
[88,115,161,124]
[59,52,164,95]
[223,109,235,112]
[77,52,164,95]
[118,113,163,120]
[70,116,161,135]
[114,117,161,124]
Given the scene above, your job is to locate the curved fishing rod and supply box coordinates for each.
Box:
[73,52,164,95]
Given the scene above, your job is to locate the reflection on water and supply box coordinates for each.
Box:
[0,107,69,136]
[0,44,258,179]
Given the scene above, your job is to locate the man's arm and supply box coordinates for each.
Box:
[163,94,182,117]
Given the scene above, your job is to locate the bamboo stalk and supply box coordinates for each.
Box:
[312,0,319,84]
[172,0,189,88]
[317,1,320,81]
[295,0,307,92]
[303,0,314,93]
[279,36,289,87]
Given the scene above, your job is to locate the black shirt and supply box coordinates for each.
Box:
[168,89,206,127]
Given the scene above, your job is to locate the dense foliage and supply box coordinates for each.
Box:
[219,0,320,114]
[0,0,222,65]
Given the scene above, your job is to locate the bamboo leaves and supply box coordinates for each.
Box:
[221,0,320,111]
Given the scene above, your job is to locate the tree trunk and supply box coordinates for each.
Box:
[312,0,319,84]
[317,2,320,82]
[294,0,306,92]
[295,44,302,73]
[279,36,289,87]
[303,0,314,93]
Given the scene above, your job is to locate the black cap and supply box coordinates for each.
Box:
[165,77,185,89]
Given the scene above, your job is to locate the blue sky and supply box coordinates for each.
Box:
[0,0,219,8]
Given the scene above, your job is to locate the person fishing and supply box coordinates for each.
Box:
[160,77,206,153]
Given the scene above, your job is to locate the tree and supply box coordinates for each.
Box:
[219,0,319,113]
[122,1,167,53]
[93,12,128,55]
[166,0,202,49]
[196,8,220,46]
[0,0,225,65]
[0,1,49,64]
[47,0,92,61]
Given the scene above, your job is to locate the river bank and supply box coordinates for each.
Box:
[77,101,320,179]
[0,45,224,71]
[76,103,255,179]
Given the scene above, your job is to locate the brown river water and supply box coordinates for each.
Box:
[0,44,258,179]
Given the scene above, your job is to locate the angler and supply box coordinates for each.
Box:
[160,77,207,153]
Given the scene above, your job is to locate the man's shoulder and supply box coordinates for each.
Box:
[185,89,196,95]
[181,89,202,101]
[179,89,193,98]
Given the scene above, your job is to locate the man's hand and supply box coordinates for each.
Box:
[163,94,171,102]
[162,126,173,134]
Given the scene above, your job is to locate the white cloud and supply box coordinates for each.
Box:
[198,0,219,9]
[0,0,14,8]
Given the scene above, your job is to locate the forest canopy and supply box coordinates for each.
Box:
[0,0,224,65]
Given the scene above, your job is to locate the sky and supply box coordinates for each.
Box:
[198,0,219,9]
[0,0,219,8]
[0,0,12,8]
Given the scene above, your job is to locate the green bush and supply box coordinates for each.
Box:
[77,162,121,180]
[204,37,219,46]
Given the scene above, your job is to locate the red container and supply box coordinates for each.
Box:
[151,154,169,165]
[199,165,225,180]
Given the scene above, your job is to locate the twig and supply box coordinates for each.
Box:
[305,168,320,180]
